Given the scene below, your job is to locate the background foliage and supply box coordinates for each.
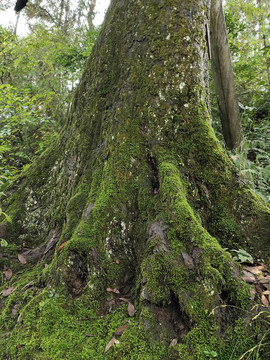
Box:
[0,0,99,193]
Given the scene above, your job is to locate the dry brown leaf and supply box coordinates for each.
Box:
[119,297,129,303]
[261,294,269,307]
[1,287,15,297]
[248,287,256,300]
[258,262,268,271]
[244,266,263,275]
[104,336,116,353]
[115,324,128,336]
[170,338,178,347]
[115,260,120,265]
[18,254,27,264]
[3,268,13,280]
[128,302,135,317]
[262,290,270,295]
[258,277,270,285]
[257,265,267,271]
[106,288,120,294]
[263,283,270,291]
[242,270,256,283]
[255,284,263,295]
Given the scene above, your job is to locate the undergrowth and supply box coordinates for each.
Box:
[213,101,270,206]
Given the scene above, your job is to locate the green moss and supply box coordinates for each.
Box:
[1,280,171,360]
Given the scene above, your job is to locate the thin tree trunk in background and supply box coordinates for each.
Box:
[263,35,270,86]
[258,0,270,86]
[58,0,64,27]
[88,0,96,32]
[14,12,20,36]
[210,0,242,149]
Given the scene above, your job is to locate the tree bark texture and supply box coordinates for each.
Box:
[210,0,242,149]
[1,0,270,358]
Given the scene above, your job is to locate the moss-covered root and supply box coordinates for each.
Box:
[133,160,251,356]
[0,158,269,359]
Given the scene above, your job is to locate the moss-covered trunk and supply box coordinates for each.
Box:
[1,0,270,358]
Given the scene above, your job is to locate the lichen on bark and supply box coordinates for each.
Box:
[1,0,270,359]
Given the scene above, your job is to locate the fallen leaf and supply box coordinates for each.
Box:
[11,303,20,317]
[262,290,270,295]
[119,297,129,303]
[244,266,263,275]
[1,287,15,297]
[255,284,263,295]
[261,294,269,307]
[242,270,256,283]
[18,254,27,264]
[264,284,270,291]
[57,241,68,252]
[106,288,120,294]
[258,262,268,271]
[257,265,267,271]
[249,287,256,300]
[258,277,270,285]
[115,260,120,265]
[170,338,178,347]
[85,334,94,337]
[104,336,116,353]
[115,324,128,336]
[16,345,22,350]
[128,302,135,317]
[3,268,13,280]
[17,314,22,322]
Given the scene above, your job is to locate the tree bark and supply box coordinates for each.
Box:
[1,0,270,358]
[210,0,242,149]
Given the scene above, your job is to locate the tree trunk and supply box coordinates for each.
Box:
[87,0,96,32]
[1,0,270,358]
[210,0,242,149]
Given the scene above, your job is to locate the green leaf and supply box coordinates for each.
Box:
[0,239,8,247]
[4,213,12,223]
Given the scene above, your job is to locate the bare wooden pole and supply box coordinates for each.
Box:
[210,0,242,149]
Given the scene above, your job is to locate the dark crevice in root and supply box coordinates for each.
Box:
[169,290,191,341]
[143,291,192,343]
[64,252,88,298]
[220,289,230,302]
